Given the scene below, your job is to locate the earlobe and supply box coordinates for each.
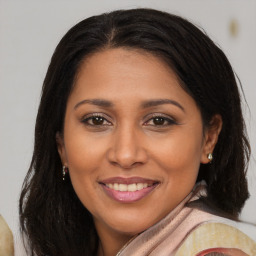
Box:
[201,114,222,164]
[56,132,68,166]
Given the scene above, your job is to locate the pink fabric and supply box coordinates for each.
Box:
[118,186,219,255]
[117,184,252,256]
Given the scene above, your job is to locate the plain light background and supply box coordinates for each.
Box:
[0,0,256,253]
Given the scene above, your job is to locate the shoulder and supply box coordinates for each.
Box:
[175,222,256,256]
[0,215,14,256]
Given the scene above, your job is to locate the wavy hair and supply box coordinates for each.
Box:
[19,8,250,256]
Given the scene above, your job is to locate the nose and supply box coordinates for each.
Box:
[107,125,148,169]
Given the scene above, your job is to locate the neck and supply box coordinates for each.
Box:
[95,221,134,256]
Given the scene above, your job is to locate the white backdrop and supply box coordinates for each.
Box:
[0,0,255,253]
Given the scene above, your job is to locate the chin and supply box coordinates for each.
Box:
[106,211,161,235]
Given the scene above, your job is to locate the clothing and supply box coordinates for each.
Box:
[0,215,14,256]
[117,184,256,256]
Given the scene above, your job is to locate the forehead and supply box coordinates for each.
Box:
[68,48,197,111]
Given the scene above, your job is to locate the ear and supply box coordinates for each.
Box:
[56,132,68,166]
[201,114,222,164]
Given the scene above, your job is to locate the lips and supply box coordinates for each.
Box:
[99,177,159,203]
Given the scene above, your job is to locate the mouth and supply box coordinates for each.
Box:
[105,182,154,192]
[99,177,159,203]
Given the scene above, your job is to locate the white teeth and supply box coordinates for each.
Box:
[137,183,144,190]
[105,183,152,192]
[119,184,127,191]
[127,183,137,192]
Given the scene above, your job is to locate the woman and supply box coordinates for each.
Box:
[19,8,256,256]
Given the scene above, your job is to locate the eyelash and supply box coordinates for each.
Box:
[144,114,177,127]
[82,113,112,126]
[81,113,177,127]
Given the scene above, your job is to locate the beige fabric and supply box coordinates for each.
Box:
[117,185,256,256]
[175,222,256,256]
[0,215,14,256]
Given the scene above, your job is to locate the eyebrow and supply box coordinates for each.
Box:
[74,99,113,109]
[141,99,185,112]
[74,98,184,112]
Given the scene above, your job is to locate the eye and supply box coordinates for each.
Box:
[82,114,112,126]
[151,117,167,125]
[144,114,177,126]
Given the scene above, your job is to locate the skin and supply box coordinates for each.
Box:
[57,48,222,256]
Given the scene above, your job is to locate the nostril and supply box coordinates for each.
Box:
[110,160,143,169]
[106,139,148,168]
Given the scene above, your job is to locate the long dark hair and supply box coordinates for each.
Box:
[19,8,250,256]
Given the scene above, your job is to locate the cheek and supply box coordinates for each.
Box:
[64,133,104,211]
[154,131,203,164]
[150,129,203,183]
[63,131,110,208]
[64,128,107,172]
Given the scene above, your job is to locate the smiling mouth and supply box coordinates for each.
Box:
[99,177,159,203]
[105,183,154,192]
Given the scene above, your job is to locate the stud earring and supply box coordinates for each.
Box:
[62,166,68,181]
[207,153,213,162]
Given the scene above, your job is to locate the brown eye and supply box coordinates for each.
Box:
[144,115,177,127]
[153,117,165,125]
[91,116,104,125]
[82,114,111,126]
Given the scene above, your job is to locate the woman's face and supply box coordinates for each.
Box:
[57,48,215,237]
